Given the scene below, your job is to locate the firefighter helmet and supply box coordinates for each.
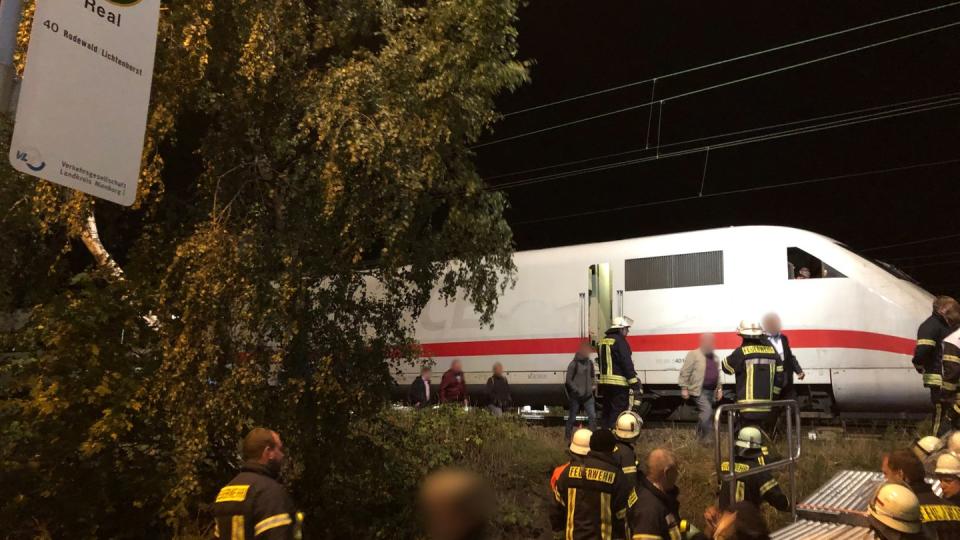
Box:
[914,435,945,458]
[868,482,922,534]
[614,411,643,442]
[735,427,763,452]
[949,432,960,455]
[569,428,592,457]
[611,316,634,329]
[736,320,764,337]
[936,452,960,476]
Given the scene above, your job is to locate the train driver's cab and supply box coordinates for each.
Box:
[787,247,846,280]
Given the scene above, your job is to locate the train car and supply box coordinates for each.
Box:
[402,226,933,417]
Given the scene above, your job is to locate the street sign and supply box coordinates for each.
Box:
[9,0,161,206]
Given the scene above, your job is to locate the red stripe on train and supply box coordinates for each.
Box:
[419,330,915,357]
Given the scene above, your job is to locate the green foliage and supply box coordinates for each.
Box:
[0,0,527,537]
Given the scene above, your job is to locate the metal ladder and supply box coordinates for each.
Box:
[713,399,802,522]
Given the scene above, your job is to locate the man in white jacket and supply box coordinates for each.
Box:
[679,333,722,442]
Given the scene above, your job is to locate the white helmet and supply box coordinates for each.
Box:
[736,320,764,337]
[868,482,922,533]
[936,452,960,477]
[948,432,960,455]
[569,428,592,457]
[614,411,643,442]
[611,316,634,329]
[914,436,945,458]
[735,427,763,451]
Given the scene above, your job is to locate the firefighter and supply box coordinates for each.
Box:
[939,308,960,434]
[912,296,958,437]
[717,427,789,513]
[631,448,700,540]
[867,483,926,540]
[551,428,593,500]
[911,436,946,477]
[936,453,960,506]
[550,429,636,540]
[598,316,642,430]
[721,321,784,433]
[613,410,643,486]
[212,428,302,540]
[882,449,960,539]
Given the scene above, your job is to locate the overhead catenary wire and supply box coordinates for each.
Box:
[473,19,960,149]
[500,1,960,118]
[492,96,960,190]
[511,158,960,226]
[483,91,960,182]
[886,249,960,262]
[860,232,960,252]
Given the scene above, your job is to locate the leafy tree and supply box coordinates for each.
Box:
[0,0,527,537]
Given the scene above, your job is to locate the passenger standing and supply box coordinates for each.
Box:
[882,449,960,539]
[612,411,643,487]
[565,343,597,439]
[679,333,723,442]
[485,362,512,416]
[868,483,926,540]
[549,430,636,540]
[598,316,641,429]
[439,360,468,405]
[409,366,433,408]
[912,296,958,436]
[722,321,784,433]
[718,427,789,513]
[212,428,301,540]
[762,313,805,400]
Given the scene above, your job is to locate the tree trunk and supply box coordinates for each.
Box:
[80,211,124,279]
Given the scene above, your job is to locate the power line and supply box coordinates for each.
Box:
[474,20,960,149]
[900,258,960,269]
[484,91,960,182]
[886,249,960,262]
[501,1,960,118]
[861,232,960,252]
[512,158,960,226]
[493,96,960,190]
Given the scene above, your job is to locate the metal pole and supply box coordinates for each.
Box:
[0,0,23,117]
[728,408,737,505]
[786,401,797,522]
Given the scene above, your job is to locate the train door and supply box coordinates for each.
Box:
[587,263,613,347]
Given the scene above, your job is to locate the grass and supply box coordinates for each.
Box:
[518,421,918,536]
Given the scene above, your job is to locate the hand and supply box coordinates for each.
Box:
[797,371,806,381]
[631,383,643,395]
[915,365,925,374]
[681,388,689,400]
[715,387,723,401]
[703,505,721,537]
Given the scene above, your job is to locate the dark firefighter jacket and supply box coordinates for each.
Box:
[550,450,636,540]
[913,311,951,389]
[722,338,784,413]
[941,329,960,412]
[212,462,300,540]
[613,441,639,487]
[630,475,683,540]
[718,454,789,512]
[913,481,960,539]
[599,329,638,388]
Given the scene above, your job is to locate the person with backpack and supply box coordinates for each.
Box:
[565,342,597,440]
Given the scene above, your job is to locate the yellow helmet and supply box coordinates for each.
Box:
[914,435,945,458]
[868,482,921,534]
[614,411,643,442]
[948,432,960,455]
[736,320,764,337]
[936,452,960,477]
[569,428,592,457]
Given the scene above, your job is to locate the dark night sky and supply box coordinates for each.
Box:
[477,1,960,297]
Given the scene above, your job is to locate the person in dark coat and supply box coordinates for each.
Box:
[485,362,512,416]
[409,366,433,408]
[440,359,468,405]
[598,316,641,429]
[762,313,804,400]
[565,342,597,439]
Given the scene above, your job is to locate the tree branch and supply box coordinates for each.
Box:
[79,211,124,279]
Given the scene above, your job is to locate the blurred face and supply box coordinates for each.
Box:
[622,326,630,336]
[700,333,715,354]
[881,456,904,483]
[451,360,462,372]
[577,344,592,358]
[763,314,782,335]
[798,268,811,279]
[493,363,503,376]
[940,475,960,498]
[422,369,431,380]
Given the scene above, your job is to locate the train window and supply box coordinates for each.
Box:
[787,247,846,279]
[624,250,723,291]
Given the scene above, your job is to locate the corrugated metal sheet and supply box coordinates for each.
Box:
[797,470,884,523]
[624,250,723,291]
[772,519,879,540]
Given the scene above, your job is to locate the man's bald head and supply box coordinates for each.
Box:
[647,448,679,491]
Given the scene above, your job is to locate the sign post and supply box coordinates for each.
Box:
[9,0,161,206]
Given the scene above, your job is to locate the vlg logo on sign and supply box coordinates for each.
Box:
[15,147,45,172]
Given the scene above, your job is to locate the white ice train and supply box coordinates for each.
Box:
[402,226,934,417]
